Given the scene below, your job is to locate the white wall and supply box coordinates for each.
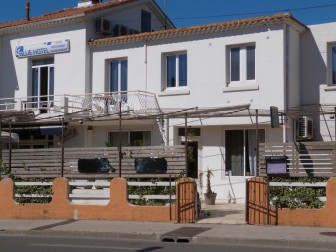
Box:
[302,22,336,141]
[1,23,88,99]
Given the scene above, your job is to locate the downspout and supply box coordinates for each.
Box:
[144,41,148,92]
[283,24,289,143]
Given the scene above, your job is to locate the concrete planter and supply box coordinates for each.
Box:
[204,193,217,205]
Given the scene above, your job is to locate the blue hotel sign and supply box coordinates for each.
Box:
[16,39,70,58]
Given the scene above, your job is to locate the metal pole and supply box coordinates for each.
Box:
[0,118,2,179]
[184,113,188,177]
[9,120,12,173]
[256,109,259,177]
[61,117,65,177]
[119,100,122,178]
[169,175,172,221]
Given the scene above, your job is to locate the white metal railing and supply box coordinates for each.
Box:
[0,91,161,117]
[14,180,176,203]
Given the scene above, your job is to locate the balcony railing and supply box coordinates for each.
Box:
[0,91,161,119]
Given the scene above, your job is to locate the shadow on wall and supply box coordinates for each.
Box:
[300,31,327,141]
[1,42,19,99]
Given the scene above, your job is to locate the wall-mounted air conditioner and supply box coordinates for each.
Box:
[113,24,129,37]
[296,116,314,140]
[95,18,112,35]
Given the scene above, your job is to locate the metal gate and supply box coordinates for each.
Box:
[246,177,277,225]
[177,178,197,223]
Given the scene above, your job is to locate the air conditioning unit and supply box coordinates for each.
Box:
[296,116,314,140]
[113,24,129,37]
[95,18,112,35]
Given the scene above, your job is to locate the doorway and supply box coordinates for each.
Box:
[182,141,198,178]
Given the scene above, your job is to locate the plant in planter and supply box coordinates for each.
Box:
[204,169,217,205]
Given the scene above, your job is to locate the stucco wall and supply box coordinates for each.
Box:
[302,22,336,141]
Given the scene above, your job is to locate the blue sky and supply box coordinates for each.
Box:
[1,0,336,27]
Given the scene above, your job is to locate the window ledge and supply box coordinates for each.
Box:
[324,85,336,91]
[158,89,190,97]
[223,84,259,92]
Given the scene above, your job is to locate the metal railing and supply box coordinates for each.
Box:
[0,91,161,117]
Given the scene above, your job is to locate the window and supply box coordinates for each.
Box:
[178,128,201,137]
[108,131,151,147]
[225,129,265,176]
[332,46,336,84]
[31,58,54,111]
[141,10,151,33]
[110,59,128,92]
[165,53,187,89]
[229,45,255,83]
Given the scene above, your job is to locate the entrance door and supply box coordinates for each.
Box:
[225,129,265,176]
[182,141,198,178]
[32,58,54,112]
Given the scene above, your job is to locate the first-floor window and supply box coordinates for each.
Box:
[332,46,336,84]
[108,131,151,147]
[164,52,187,89]
[229,44,255,83]
[110,59,128,92]
[225,129,265,176]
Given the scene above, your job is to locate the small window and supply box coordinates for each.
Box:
[108,131,151,147]
[164,52,187,89]
[141,10,151,33]
[228,44,255,84]
[178,128,201,137]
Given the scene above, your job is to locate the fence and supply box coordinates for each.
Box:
[0,177,197,223]
[14,179,177,206]
[247,177,336,227]
[0,146,186,179]
[259,141,336,177]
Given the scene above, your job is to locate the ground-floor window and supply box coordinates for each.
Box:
[225,129,265,176]
[107,131,151,147]
[18,134,54,149]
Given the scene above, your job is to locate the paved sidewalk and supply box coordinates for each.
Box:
[1,218,336,249]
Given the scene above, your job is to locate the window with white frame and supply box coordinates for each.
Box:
[31,58,54,110]
[228,44,255,84]
[164,52,187,89]
[107,131,151,147]
[110,59,128,92]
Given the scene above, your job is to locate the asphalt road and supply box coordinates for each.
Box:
[0,234,335,252]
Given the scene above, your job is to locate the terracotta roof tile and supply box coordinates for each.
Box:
[0,0,137,29]
[89,12,308,46]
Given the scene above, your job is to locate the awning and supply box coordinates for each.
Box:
[0,131,20,143]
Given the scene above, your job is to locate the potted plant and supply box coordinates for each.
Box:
[204,169,217,205]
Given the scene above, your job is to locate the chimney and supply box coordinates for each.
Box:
[25,0,30,21]
[77,0,102,8]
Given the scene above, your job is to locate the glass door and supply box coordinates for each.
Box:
[32,58,54,112]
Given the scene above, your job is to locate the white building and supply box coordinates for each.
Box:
[1,0,336,203]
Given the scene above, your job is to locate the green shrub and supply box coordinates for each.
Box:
[269,177,327,209]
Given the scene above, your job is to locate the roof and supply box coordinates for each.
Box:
[89,12,309,47]
[0,0,173,30]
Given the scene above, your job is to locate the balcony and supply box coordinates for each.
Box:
[0,91,161,121]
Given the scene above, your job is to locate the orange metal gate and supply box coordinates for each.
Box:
[246,177,277,225]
